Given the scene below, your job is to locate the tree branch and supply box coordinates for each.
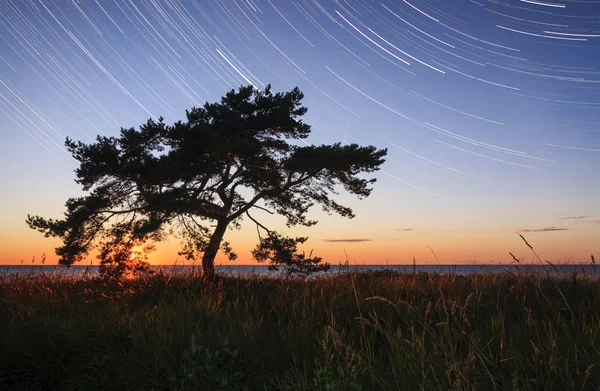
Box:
[105,206,147,214]
[81,212,118,249]
[191,175,212,199]
[227,191,265,222]
[250,204,275,214]
[245,210,271,240]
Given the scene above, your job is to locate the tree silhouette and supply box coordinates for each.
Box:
[27,85,387,278]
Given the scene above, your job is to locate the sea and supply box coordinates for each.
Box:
[1,264,598,278]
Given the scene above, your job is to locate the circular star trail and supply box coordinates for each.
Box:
[0,0,599,261]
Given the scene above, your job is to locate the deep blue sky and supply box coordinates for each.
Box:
[1,0,599,264]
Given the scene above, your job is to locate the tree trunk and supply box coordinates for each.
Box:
[201,218,228,278]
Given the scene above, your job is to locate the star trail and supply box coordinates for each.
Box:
[1,0,599,264]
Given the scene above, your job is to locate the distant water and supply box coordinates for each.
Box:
[1,264,598,278]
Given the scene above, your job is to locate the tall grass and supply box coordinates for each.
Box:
[1,268,599,390]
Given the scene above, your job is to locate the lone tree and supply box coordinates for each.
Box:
[27,85,387,278]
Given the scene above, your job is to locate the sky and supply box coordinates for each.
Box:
[0,0,599,266]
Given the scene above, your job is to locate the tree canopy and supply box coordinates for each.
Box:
[27,84,387,277]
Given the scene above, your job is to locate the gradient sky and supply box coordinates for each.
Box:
[1,0,599,266]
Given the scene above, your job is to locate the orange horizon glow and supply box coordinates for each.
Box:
[2,221,597,266]
[2,181,598,267]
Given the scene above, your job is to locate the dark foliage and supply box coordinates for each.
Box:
[251,233,330,276]
[27,84,386,277]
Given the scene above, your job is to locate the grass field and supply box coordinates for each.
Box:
[1,269,599,390]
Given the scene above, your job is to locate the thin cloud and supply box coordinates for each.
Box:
[560,216,591,220]
[518,226,569,233]
[394,228,413,231]
[588,220,600,224]
[0,221,16,235]
[323,239,373,243]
